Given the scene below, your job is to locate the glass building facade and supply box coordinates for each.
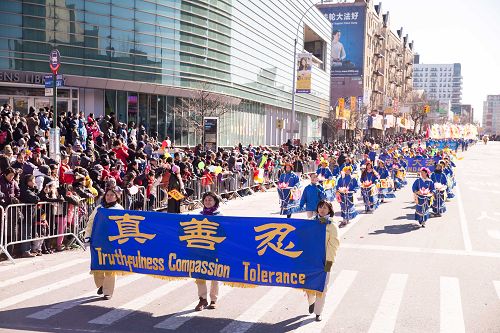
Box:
[0,0,331,145]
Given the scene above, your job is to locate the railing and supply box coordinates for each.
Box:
[0,201,85,264]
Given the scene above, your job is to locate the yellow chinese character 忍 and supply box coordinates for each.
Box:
[108,214,156,244]
[179,218,226,250]
[254,223,303,258]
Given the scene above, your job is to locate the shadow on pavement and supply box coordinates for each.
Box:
[369,223,420,235]
[393,213,415,221]
[0,301,317,333]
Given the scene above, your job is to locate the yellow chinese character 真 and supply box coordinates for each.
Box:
[108,214,156,244]
[179,218,226,250]
[254,223,303,258]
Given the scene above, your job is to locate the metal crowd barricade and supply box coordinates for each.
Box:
[145,183,169,211]
[0,205,14,263]
[2,201,85,264]
[121,185,147,211]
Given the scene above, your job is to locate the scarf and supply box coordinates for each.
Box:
[103,201,117,208]
[201,205,219,215]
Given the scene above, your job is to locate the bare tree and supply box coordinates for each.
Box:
[172,82,234,143]
[323,107,339,141]
[409,90,429,133]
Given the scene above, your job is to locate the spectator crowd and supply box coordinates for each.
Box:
[0,102,423,259]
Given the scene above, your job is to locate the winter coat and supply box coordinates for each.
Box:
[0,176,20,205]
[300,184,326,212]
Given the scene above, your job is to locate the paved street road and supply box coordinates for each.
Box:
[1,142,499,333]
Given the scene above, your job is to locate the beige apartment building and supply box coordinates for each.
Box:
[318,0,414,138]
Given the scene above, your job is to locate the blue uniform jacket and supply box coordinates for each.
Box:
[300,184,326,211]
[336,175,359,192]
[412,178,435,193]
[431,172,447,185]
[316,167,333,179]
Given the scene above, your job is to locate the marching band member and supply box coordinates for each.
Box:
[336,166,359,228]
[300,173,327,218]
[316,160,333,180]
[278,163,300,218]
[431,162,447,216]
[306,200,340,322]
[360,161,380,212]
[374,160,390,203]
[412,168,435,227]
[195,192,221,311]
[84,186,124,300]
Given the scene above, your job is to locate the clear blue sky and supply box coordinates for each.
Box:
[373,0,500,122]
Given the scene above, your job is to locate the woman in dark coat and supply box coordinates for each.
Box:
[167,164,185,214]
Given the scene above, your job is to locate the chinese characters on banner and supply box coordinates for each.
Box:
[296,52,312,93]
[91,208,327,292]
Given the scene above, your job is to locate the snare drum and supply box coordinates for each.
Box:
[379,179,389,189]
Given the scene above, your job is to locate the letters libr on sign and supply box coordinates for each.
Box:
[49,49,61,74]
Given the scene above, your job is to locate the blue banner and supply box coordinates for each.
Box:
[405,157,441,173]
[90,209,327,292]
[426,139,459,150]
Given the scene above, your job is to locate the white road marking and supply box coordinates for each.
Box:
[494,281,500,299]
[468,187,500,195]
[440,277,465,333]
[487,230,500,240]
[293,270,358,333]
[455,185,472,252]
[341,243,500,259]
[27,274,144,320]
[367,273,408,333]
[0,259,37,272]
[477,211,500,222]
[0,258,87,288]
[0,273,90,310]
[220,287,290,333]
[88,279,191,325]
[154,285,233,330]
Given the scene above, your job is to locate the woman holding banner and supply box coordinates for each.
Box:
[306,200,340,322]
[412,168,435,227]
[194,192,221,311]
[84,186,124,300]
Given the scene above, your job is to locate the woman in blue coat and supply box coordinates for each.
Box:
[316,160,333,180]
[300,173,326,218]
[412,168,435,227]
[431,162,447,216]
[278,163,300,218]
[360,162,380,212]
[336,166,359,227]
[374,160,391,202]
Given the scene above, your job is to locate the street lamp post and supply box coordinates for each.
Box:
[290,1,322,137]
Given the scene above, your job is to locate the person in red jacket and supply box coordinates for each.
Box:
[112,140,129,166]
[59,152,72,185]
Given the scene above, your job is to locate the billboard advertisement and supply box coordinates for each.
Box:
[296,52,312,93]
[319,5,366,77]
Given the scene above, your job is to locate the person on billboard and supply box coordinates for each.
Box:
[331,30,346,67]
[298,57,311,72]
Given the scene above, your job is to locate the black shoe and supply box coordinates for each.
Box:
[315,315,322,322]
[195,297,208,311]
[103,295,112,300]
[207,301,216,309]
[421,223,426,228]
[308,302,315,314]
[97,286,103,295]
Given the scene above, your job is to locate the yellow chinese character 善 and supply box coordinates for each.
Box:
[108,214,156,244]
[254,223,303,258]
[179,218,226,250]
